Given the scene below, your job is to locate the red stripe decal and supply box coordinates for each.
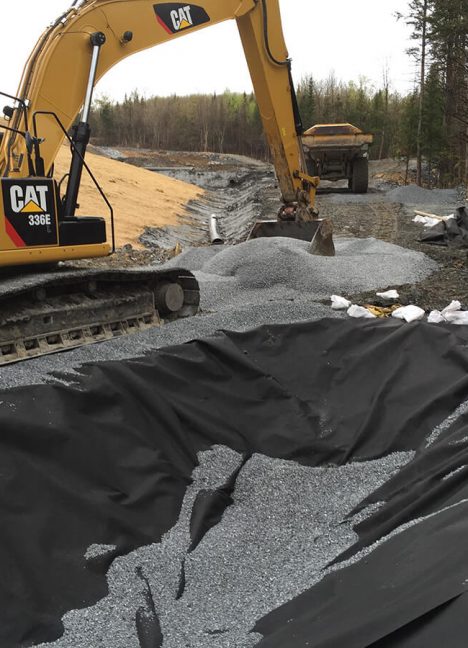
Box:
[156,15,173,34]
[5,219,26,248]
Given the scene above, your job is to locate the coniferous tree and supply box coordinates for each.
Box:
[399,91,419,181]
[397,0,431,185]
[427,0,468,184]
[297,76,316,129]
[421,63,446,185]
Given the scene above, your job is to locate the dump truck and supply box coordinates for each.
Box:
[302,123,374,193]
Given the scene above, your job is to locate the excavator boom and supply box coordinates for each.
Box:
[0,0,333,365]
[1,0,320,216]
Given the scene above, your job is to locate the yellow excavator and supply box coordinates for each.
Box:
[0,0,333,365]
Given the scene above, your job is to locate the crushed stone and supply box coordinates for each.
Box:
[85,545,118,561]
[450,435,468,447]
[321,184,461,207]
[425,399,468,447]
[176,237,437,312]
[0,237,437,391]
[442,466,466,481]
[37,446,414,648]
[386,185,459,205]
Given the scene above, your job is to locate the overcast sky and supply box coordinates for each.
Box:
[2,0,415,101]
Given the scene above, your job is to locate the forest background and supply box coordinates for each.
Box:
[90,0,468,187]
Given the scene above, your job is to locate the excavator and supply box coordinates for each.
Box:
[0,0,334,366]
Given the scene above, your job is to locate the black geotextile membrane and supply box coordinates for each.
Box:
[420,206,468,248]
[1,318,468,647]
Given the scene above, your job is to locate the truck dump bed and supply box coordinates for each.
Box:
[302,123,373,151]
[302,123,374,193]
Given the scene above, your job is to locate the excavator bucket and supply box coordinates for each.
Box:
[309,218,335,256]
[248,218,335,256]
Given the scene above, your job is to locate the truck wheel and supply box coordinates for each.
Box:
[306,158,319,177]
[351,157,369,193]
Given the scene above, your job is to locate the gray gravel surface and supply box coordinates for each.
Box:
[425,399,468,447]
[0,237,437,391]
[190,237,437,311]
[386,185,459,205]
[0,302,334,390]
[318,184,462,208]
[321,190,388,205]
[37,446,414,648]
[334,497,468,575]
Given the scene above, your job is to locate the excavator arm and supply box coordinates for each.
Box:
[0,0,333,367]
[0,0,318,218]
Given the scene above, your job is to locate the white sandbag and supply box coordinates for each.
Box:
[376,290,400,300]
[331,295,352,310]
[347,305,377,319]
[428,310,445,324]
[392,305,425,323]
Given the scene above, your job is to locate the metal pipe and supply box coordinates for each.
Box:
[82,34,105,122]
[63,32,105,216]
[209,215,224,245]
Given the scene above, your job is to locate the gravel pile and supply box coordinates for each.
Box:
[322,191,387,205]
[202,237,434,290]
[38,446,414,648]
[386,185,459,205]
[0,237,437,390]
[170,237,437,312]
[161,246,222,272]
[321,185,461,207]
[91,146,125,161]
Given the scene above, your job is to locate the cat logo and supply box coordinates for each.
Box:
[9,184,48,214]
[154,3,210,35]
[1,178,58,247]
[9,184,53,227]
[170,5,193,31]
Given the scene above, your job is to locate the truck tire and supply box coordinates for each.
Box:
[306,157,319,178]
[350,157,369,193]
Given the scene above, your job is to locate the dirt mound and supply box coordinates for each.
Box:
[0,121,203,250]
[54,146,203,248]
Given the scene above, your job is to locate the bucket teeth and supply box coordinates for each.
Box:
[309,219,335,257]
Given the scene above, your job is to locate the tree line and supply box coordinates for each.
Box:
[90,81,411,164]
[397,0,468,186]
[90,92,269,160]
[89,0,467,188]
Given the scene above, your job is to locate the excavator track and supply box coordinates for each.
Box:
[0,266,199,366]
